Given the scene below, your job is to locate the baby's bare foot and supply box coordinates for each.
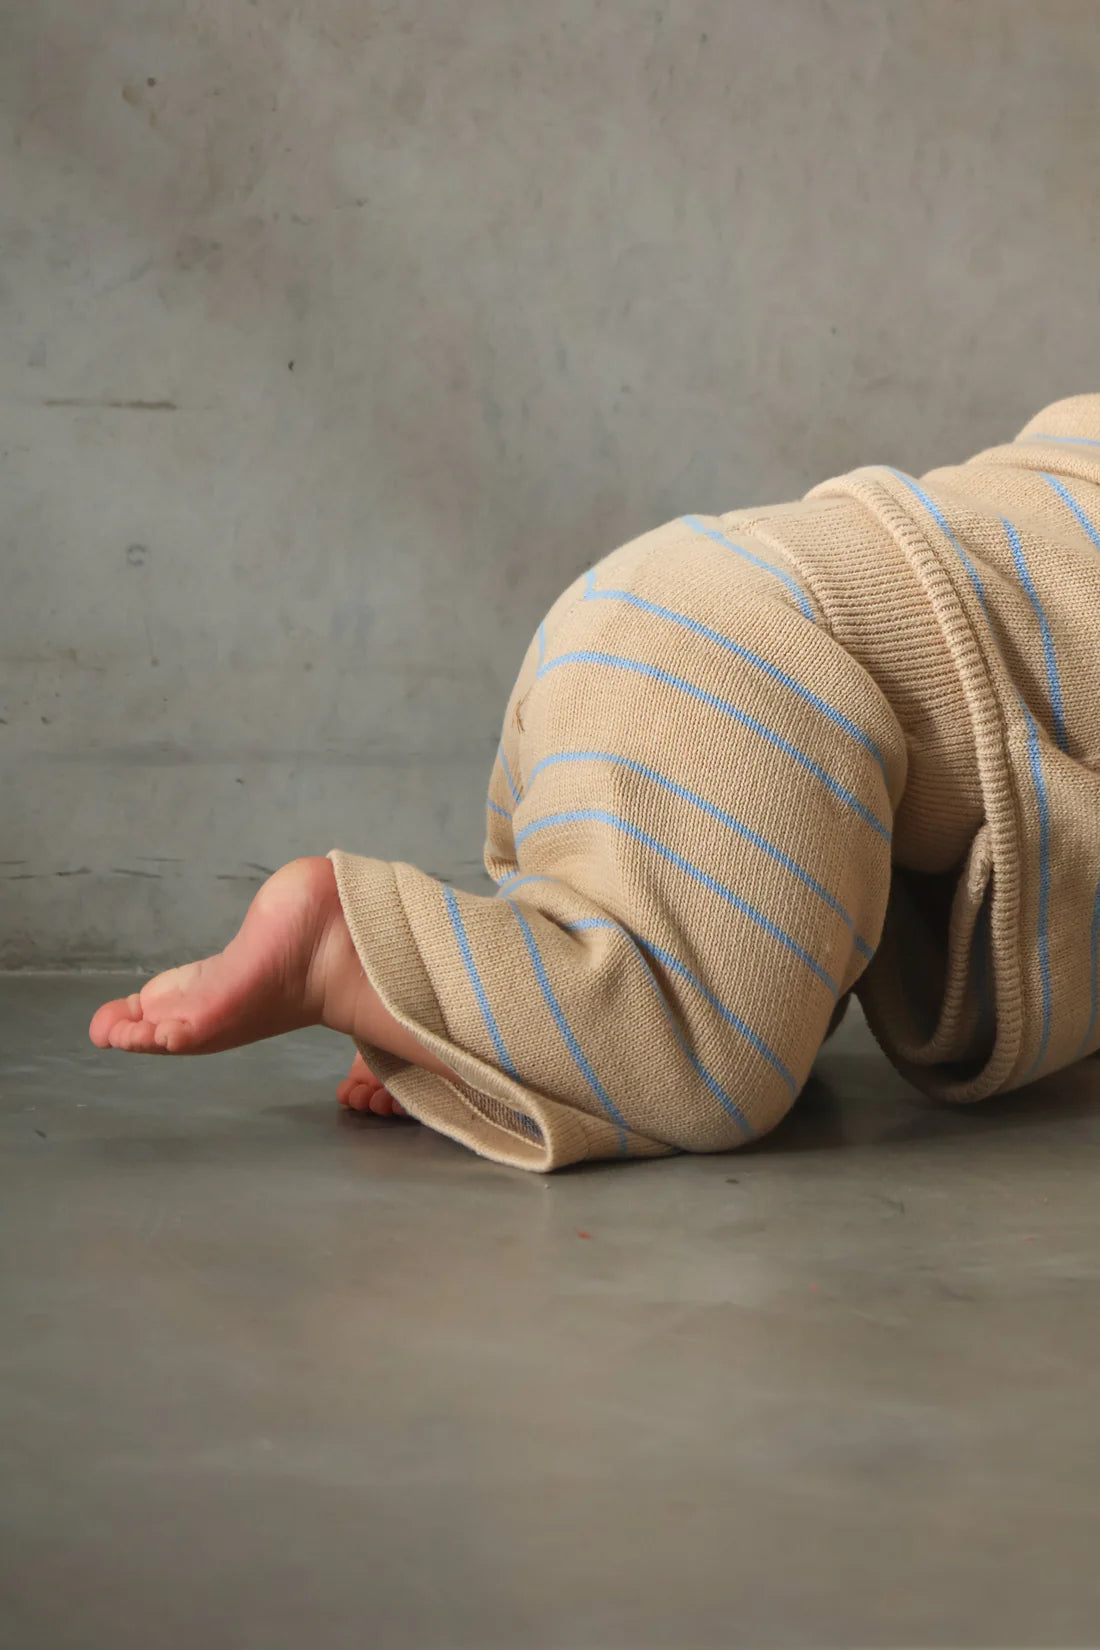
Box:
[336,1051,408,1118]
[90,857,369,1056]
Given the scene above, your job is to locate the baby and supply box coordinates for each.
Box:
[90,396,1100,1171]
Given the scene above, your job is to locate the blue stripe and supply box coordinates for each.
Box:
[497,742,521,805]
[888,469,991,617]
[506,900,631,1151]
[582,581,887,777]
[495,875,797,1093]
[1040,472,1100,554]
[496,871,556,896]
[562,917,753,1135]
[515,807,839,995]
[524,748,874,960]
[487,797,512,822]
[1076,877,1100,1060]
[1021,707,1053,1081]
[682,514,816,622]
[638,934,798,1095]
[1022,433,1100,448]
[442,886,520,1080]
[1001,517,1068,752]
[536,651,891,839]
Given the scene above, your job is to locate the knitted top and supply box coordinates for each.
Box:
[331,395,1100,1170]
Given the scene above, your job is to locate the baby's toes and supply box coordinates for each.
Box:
[107,1015,162,1054]
[344,1079,383,1113]
[88,993,142,1048]
[366,1086,407,1118]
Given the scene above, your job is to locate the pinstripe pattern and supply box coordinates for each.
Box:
[536,651,891,838]
[562,917,753,1134]
[506,899,631,1153]
[682,514,816,621]
[524,749,873,957]
[442,885,520,1080]
[581,572,889,774]
[330,397,1100,1169]
[497,742,521,805]
[1023,433,1100,448]
[1040,473,1100,553]
[496,872,797,1092]
[888,468,991,617]
[515,807,840,994]
[883,474,1065,1084]
[1002,517,1068,751]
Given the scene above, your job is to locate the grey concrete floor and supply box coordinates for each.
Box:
[2,977,1100,1650]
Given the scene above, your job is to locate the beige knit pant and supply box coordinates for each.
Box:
[331,513,903,1170]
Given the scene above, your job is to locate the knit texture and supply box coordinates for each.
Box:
[331,395,1100,1170]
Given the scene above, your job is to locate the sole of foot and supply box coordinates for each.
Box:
[89,856,351,1057]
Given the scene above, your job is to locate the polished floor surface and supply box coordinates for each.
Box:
[2,975,1099,1649]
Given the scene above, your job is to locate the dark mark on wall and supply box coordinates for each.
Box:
[35,1129,47,1140]
[244,862,274,875]
[43,399,178,411]
[111,868,162,879]
[126,544,148,567]
[55,868,92,877]
[215,873,263,881]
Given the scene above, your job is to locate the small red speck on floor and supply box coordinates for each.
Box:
[577,1231,592,1239]
[811,1285,819,1291]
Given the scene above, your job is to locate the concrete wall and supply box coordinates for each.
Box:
[3,0,1099,968]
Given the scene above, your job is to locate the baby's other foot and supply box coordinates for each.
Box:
[337,1050,408,1117]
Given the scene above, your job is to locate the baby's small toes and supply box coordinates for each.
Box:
[89,996,142,1047]
[367,1087,407,1118]
[108,1016,158,1054]
[154,1019,189,1054]
[344,1081,377,1112]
